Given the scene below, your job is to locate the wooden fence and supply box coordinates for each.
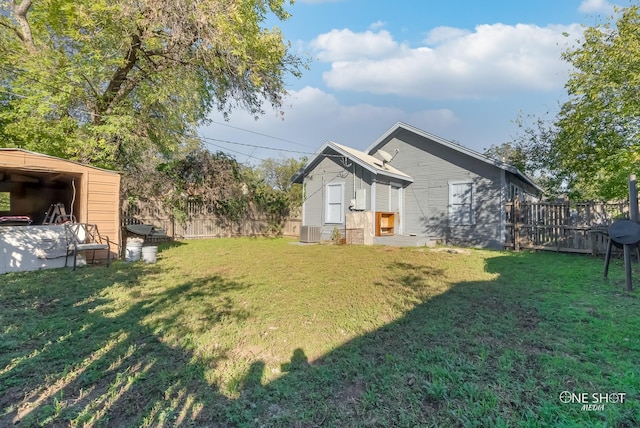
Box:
[121,200,301,241]
[505,200,632,255]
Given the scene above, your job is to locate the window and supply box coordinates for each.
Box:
[325,183,344,224]
[509,183,522,201]
[449,182,474,226]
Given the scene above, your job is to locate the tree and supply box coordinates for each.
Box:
[550,5,640,199]
[122,148,251,224]
[483,142,527,172]
[485,112,571,198]
[254,156,305,211]
[0,0,305,170]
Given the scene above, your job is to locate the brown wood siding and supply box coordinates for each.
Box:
[1,150,91,174]
[87,171,120,249]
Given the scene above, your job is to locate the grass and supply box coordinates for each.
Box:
[1,237,639,427]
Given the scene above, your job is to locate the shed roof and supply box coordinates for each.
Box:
[0,148,120,175]
[291,141,413,184]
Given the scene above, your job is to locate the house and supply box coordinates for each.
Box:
[291,122,541,248]
[0,148,120,272]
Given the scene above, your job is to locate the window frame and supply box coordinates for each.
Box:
[325,182,344,224]
[448,181,475,226]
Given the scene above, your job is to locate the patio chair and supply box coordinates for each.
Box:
[65,223,111,270]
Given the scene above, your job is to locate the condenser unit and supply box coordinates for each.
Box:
[300,225,321,243]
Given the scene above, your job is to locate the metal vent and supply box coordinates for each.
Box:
[300,225,321,243]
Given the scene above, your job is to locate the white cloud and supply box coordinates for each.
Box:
[311,29,405,62]
[424,26,471,45]
[285,86,458,136]
[369,21,386,31]
[578,0,616,14]
[312,23,582,100]
[277,87,459,141]
[203,86,460,158]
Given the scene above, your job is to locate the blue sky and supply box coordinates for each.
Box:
[199,0,620,164]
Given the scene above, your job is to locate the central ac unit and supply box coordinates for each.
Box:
[300,225,321,243]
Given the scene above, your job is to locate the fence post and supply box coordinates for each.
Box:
[626,175,637,292]
[629,175,638,222]
[514,197,520,252]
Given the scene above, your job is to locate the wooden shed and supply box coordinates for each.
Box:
[0,148,120,265]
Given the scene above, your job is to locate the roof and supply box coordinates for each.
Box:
[291,141,413,184]
[365,122,542,193]
[0,148,120,175]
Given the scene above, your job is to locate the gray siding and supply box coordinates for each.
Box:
[302,151,374,240]
[375,181,390,212]
[373,129,504,248]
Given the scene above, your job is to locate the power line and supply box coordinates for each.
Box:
[2,64,320,155]
[209,120,316,149]
[0,72,347,162]
[0,86,326,161]
[198,133,315,157]
[202,140,267,163]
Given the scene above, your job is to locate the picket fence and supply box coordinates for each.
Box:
[121,201,301,241]
[505,200,632,255]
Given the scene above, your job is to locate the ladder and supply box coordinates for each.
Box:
[43,203,76,224]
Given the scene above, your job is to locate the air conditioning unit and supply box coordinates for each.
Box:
[300,225,321,243]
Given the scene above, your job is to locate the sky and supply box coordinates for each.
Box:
[198,0,621,165]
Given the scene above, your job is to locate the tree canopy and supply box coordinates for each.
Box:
[253,156,305,210]
[542,4,640,199]
[483,142,527,173]
[0,0,304,170]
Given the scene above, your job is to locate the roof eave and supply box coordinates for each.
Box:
[289,141,413,184]
[366,122,540,192]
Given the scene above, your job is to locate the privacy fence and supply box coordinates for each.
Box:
[121,200,301,241]
[505,200,633,255]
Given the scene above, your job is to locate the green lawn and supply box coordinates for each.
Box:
[1,238,639,427]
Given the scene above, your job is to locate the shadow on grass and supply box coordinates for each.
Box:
[1,251,639,427]
[230,252,640,427]
[0,260,249,426]
[155,239,186,253]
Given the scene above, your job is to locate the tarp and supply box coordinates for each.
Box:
[0,225,73,274]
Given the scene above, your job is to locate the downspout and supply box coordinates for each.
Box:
[353,162,356,198]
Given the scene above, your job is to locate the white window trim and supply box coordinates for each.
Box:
[449,181,475,226]
[325,182,345,224]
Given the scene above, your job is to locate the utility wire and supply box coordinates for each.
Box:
[209,120,317,149]
[1,65,319,155]
[0,68,350,162]
[202,140,267,163]
[198,134,317,157]
[1,85,341,162]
